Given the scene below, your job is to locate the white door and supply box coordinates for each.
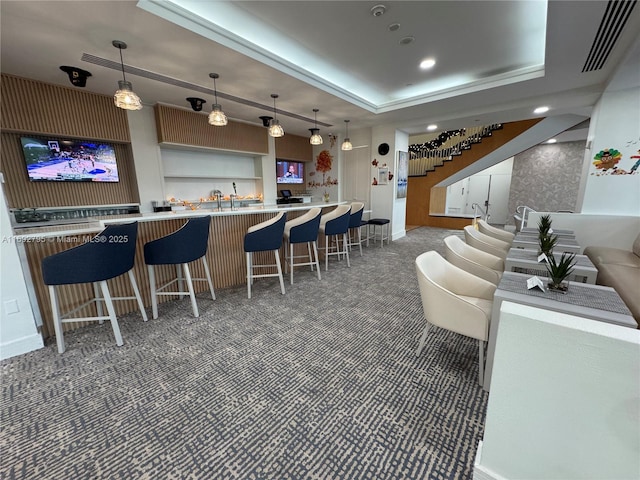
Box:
[465,175,490,216]
[487,174,511,224]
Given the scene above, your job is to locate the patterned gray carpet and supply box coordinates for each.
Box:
[0,227,488,480]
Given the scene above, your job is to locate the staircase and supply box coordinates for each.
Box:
[408,124,504,177]
[405,118,542,229]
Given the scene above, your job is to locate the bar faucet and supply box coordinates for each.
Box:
[212,189,223,210]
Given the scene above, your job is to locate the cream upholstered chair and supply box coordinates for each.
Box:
[444,235,504,285]
[283,207,321,284]
[319,204,351,271]
[415,251,496,385]
[477,219,515,245]
[464,225,510,260]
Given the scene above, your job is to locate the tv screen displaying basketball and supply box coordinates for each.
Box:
[20,137,120,182]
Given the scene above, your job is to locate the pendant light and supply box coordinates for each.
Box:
[112,40,142,111]
[268,94,285,137]
[208,73,228,126]
[341,120,353,151]
[309,108,323,145]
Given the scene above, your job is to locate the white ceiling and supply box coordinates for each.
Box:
[1,1,639,141]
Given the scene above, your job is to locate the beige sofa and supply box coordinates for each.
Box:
[583,232,640,327]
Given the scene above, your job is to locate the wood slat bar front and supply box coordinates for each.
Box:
[19,205,338,340]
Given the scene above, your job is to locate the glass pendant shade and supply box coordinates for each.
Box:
[114,80,142,110]
[341,119,352,150]
[309,128,323,145]
[208,104,228,126]
[268,119,285,138]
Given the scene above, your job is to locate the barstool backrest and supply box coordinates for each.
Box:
[348,202,365,228]
[286,208,321,243]
[43,222,139,285]
[321,205,351,235]
[245,211,287,252]
[144,216,211,265]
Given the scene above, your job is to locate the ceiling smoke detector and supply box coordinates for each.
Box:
[371,4,387,17]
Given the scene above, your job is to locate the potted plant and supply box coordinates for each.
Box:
[538,233,558,257]
[546,252,576,292]
[537,214,552,237]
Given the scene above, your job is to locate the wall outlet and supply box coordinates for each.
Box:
[4,299,19,315]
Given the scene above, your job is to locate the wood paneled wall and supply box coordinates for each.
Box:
[406,118,542,227]
[0,75,139,209]
[155,104,269,154]
[275,133,313,162]
[1,74,130,141]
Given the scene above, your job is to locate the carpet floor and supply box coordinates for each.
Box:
[0,227,488,480]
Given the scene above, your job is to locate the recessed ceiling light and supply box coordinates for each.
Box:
[399,36,415,45]
[547,138,557,143]
[427,124,438,131]
[420,58,436,69]
[388,23,400,32]
[534,106,549,114]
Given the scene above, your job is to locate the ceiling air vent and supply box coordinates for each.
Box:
[582,0,637,72]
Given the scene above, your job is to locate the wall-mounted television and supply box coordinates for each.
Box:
[276,160,304,184]
[20,137,120,182]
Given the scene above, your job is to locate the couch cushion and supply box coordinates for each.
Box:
[633,232,640,257]
[584,246,640,268]
[596,264,640,326]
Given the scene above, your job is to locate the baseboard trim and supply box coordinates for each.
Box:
[473,441,508,480]
[1,333,44,360]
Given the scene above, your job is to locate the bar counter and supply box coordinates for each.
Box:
[14,201,345,340]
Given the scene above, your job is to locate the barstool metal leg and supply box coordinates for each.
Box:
[100,280,123,347]
[201,257,216,300]
[342,233,351,267]
[93,282,104,322]
[49,285,66,354]
[246,252,252,299]
[312,241,321,280]
[274,250,285,295]
[289,243,295,284]
[127,270,148,322]
[182,263,199,318]
[148,265,159,320]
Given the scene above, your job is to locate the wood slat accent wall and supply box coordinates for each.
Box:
[406,118,542,228]
[154,104,269,154]
[0,74,130,142]
[275,133,313,162]
[0,133,140,208]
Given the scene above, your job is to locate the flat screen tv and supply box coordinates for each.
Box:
[276,160,304,184]
[20,137,119,182]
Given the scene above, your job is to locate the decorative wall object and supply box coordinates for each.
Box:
[397,151,408,198]
[377,167,389,185]
[590,145,640,176]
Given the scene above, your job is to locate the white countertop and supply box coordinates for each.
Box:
[11,201,346,239]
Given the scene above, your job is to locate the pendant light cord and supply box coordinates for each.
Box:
[213,77,218,104]
[118,47,127,82]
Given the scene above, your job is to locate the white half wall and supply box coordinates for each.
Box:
[527,211,640,251]
[475,302,640,480]
[0,176,44,360]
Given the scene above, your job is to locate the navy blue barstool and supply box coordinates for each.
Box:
[244,211,287,298]
[346,202,365,256]
[283,207,322,284]
[42,222,147,353]
[319,204,352,271]
[144,216,215,319]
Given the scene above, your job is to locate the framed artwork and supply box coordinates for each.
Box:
[397,151,408,198]
[377,167,389,185]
